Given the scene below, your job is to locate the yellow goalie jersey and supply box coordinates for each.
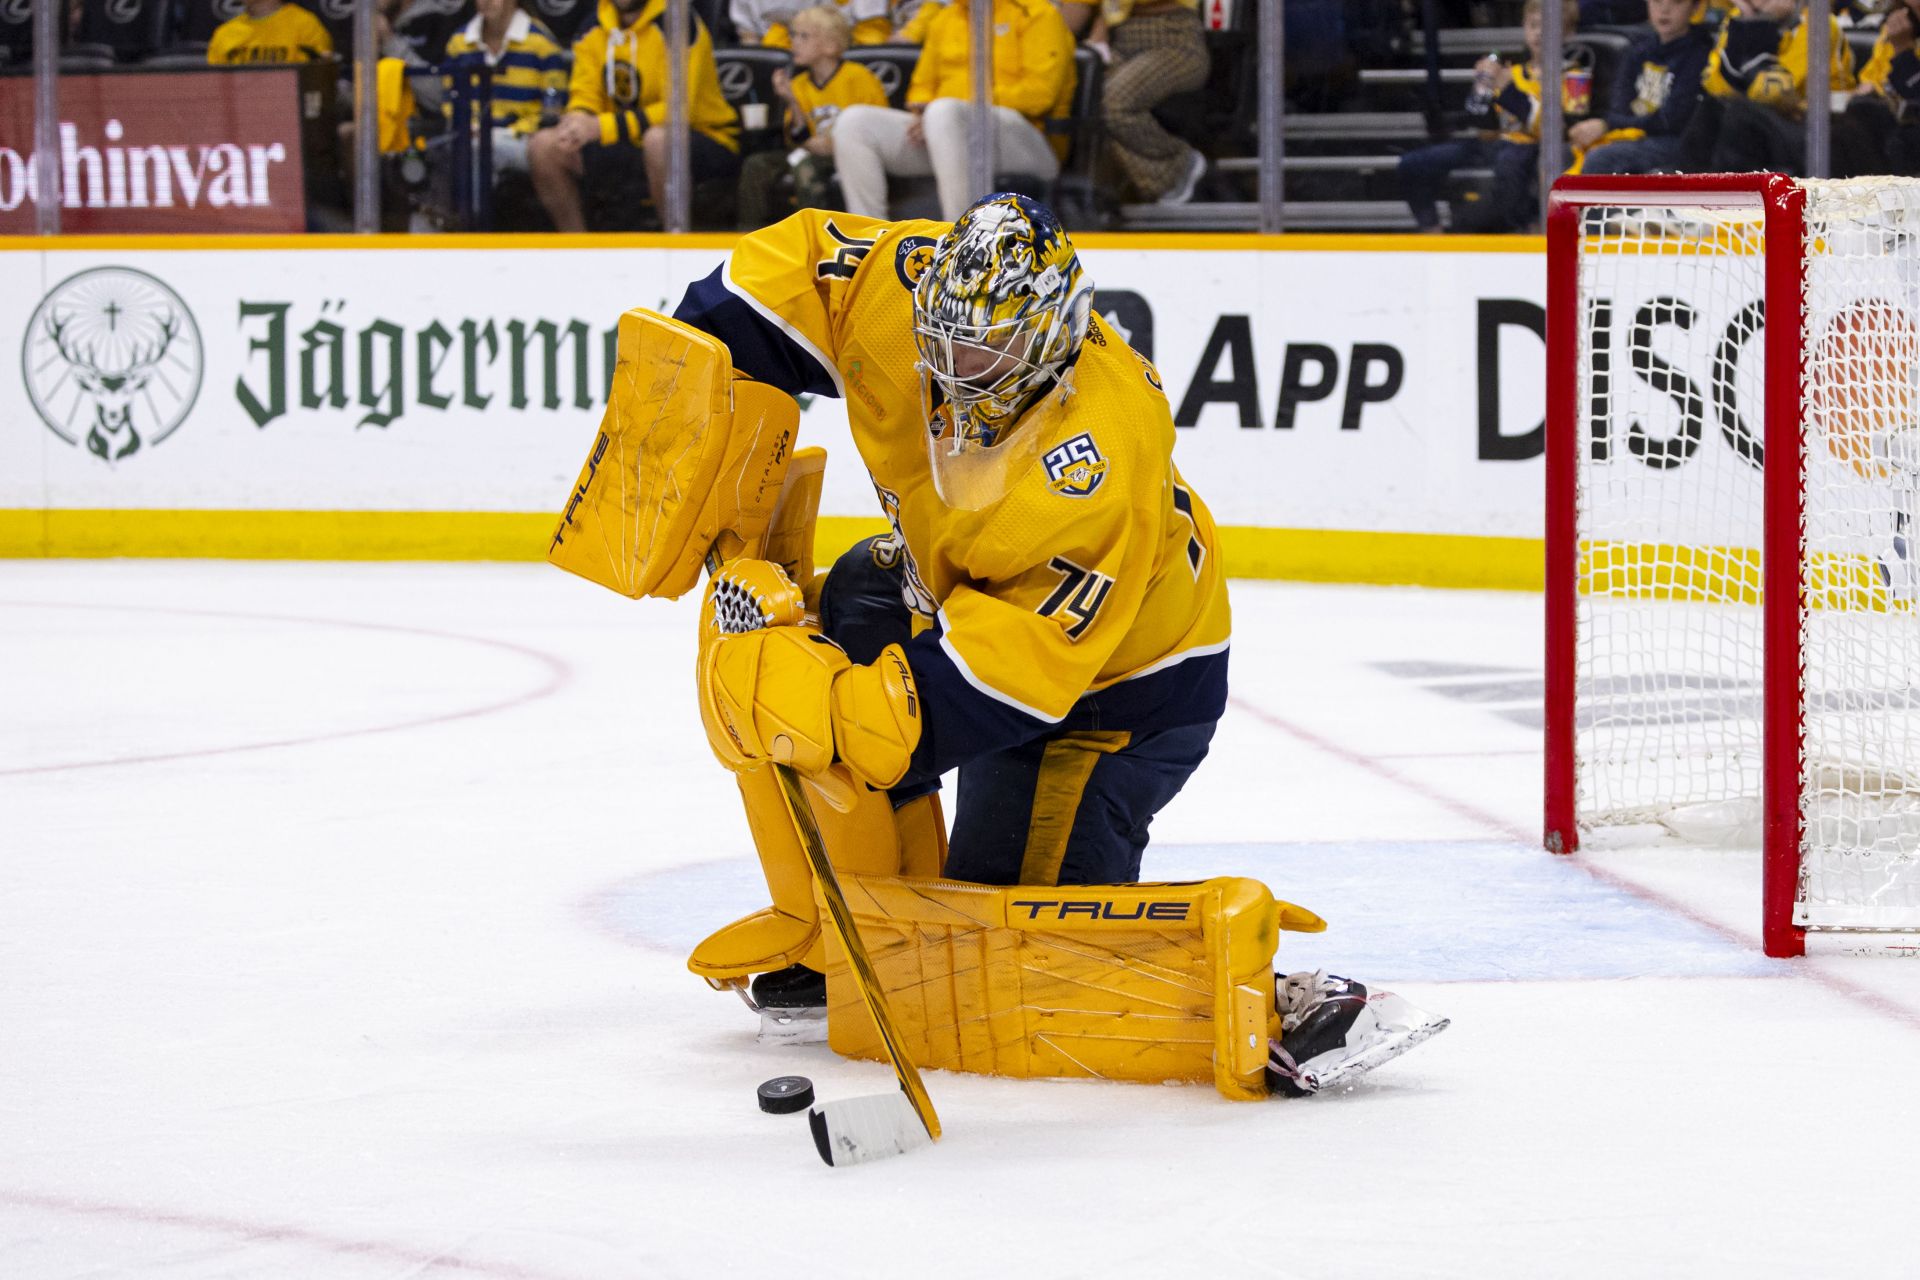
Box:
[671,209,1230,778]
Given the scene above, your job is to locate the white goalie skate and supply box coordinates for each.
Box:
[1266,971,1449,1097]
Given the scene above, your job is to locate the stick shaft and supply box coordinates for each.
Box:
[771,763,941,1142]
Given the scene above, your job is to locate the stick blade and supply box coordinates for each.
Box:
[809,1093,934,1168]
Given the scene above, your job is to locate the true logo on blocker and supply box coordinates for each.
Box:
[22,266,204,464]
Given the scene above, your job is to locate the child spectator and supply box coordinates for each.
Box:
[1080,0,1210,205]
[735,4,889,226]
[206,0,332,63]
[527,0,740,230]
[1833,0,1920,177]
[1571,0,1712,174]
[441,0,569,183]
[1680,0,1855,174]
[829,0,1074,219]
[733,0,890,47]
[1395,0,1583,234]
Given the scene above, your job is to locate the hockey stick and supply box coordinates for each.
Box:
[768,764,941,1166]
[706,552,940,1166]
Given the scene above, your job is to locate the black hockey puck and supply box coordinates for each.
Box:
[757,1075,815,1114]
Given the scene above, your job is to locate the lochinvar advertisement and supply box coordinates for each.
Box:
[0,69,307,234]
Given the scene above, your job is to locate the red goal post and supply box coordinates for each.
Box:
[1544,173,1920,959]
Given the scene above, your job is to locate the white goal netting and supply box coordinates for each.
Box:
[1571,177,1920,931]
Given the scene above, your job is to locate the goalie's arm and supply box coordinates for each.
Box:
[674,266,841,398]
[672,209,897,398]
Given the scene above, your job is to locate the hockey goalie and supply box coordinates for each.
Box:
[551,193,1447,1103]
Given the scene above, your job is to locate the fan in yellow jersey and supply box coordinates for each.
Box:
[670,192,1447,1091]
[207,0,333,64]
[730,0,892,48]
[889,0,943,41]
[1679,0,1854,173]
[734,5,890,228]
[527,0,739,231]
[829,0,1074,219]
[1831,0,1920,179]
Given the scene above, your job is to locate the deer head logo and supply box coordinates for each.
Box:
[23,267,203,463]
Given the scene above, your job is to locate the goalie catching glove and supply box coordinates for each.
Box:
[698,560,922,791]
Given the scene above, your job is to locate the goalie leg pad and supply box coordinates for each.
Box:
[818,875,1325,1100]
[894,792,947,880]
[687,765,915,982]
[687,766,820,981]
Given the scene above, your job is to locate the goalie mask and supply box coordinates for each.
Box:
[913,193,1094,509]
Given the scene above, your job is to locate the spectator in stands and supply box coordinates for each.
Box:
[736,5,890,226]
[829,0,1073,219]
[527,0,740,230]
[394,0,480,63]
[808,0,891,44]
[374,1,432,156]
[1068,0,1210,205]
[728,0,796,45]
[890,0,942,41]
[1395,0,1583,234]
[1680,0,1855,174]
[1570,0,1712,174]
[207,0,333,63]
[442,0,569,184]
[734,0,890,47]
[1833,0,1920,177]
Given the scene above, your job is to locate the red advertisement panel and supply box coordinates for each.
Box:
[0,69,308,233]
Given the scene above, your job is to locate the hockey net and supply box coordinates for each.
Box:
[1545,174,1920,956]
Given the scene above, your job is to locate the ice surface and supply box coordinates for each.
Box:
[7,564,1920,1279]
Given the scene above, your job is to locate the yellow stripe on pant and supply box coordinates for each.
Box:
[1018,731,1134,886]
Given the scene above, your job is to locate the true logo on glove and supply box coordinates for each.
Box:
[883,646,918,718]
